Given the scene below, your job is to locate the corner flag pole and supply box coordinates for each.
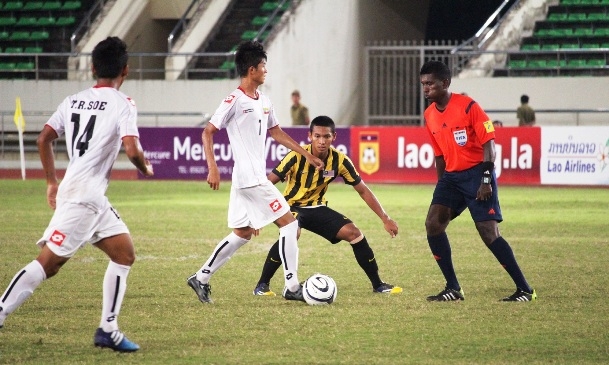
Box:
[14,97,26,180]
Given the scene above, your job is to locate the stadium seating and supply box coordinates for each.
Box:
[498,0,609,76]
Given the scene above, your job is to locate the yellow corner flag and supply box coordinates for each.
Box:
[14,97,26,180]
[14,97,25,133]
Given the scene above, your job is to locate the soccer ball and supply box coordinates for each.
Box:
[303,273,337,305]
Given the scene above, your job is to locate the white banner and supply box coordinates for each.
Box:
[541,127,609,185]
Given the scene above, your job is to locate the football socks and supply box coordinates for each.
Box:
[350,237,382,289]
[278,221,300,292]
[197,232,249,283]
[100,261,130,333]
[0,260,46,322]
[427,233,461,291]
[257,240,282,286]
[488,236,533,293]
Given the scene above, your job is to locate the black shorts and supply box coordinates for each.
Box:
[291,205,353,244]
[431,162,503,222]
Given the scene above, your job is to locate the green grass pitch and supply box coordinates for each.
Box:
[0,179,608,364]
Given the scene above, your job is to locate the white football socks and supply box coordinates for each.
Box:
[278,220,300,292]
[100,261,130,333]
[0,260,46,325]
[196,232,249,284]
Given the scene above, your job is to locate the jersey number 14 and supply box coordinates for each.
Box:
[70,113,97,157]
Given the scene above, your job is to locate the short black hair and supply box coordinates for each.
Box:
[521,94,529,103]
[310,115,336,134]
[420,60,451,81]
[92,36,128,79]
[235,40,267,77]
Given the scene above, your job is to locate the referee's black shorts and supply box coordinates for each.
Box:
[290,205,353,244]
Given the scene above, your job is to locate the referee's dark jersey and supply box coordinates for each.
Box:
[272,144,361,207]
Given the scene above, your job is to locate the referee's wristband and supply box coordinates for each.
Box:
[481,162,494,185]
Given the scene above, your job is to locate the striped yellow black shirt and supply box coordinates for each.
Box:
[272,144,361,207]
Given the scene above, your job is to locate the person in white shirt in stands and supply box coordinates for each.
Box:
[187,40,324,304]
[0,36,153,353]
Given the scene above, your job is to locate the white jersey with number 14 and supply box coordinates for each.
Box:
[45,86,139,210]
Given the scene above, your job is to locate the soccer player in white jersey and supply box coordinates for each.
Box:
[0,37,153,352]
[187,40,324,303]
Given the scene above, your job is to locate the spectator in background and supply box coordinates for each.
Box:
[493,120,503,128]
[517,94,536,126]
[290,90,310,126]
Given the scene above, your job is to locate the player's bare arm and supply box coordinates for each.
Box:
[353,181,398,238]
[268,126,324,170]
[37,125,59,209]
[267,171,281,184]
[434,156,446,180]
[202,123,220,190]
[123,136,153,177]
[476,140,496,201]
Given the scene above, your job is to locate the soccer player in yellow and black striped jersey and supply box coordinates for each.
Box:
[253,115,402,295]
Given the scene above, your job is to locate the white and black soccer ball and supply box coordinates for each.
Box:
[303,273,337,305]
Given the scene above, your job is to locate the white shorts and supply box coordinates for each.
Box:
[37,198,129,258]
[227,180,290,229]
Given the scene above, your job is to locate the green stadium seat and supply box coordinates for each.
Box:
[535,28,550,37]
[600,0,609,4]
[241,30,258,40]
[0,16,16,25]
[9,31,30,40]
[548,13,568,22]
[0,62,16,70]
[0,31,9,40]
[547,59,567,67]
[260,2,278,11]
[567,59,587,67]
[4,46,23,53]
[581,43,600,48]
[22,1,43,11]
[16,17,37,27]
[61,1,81,10]
[508,60,527,68]
[574,28,593,36]
[37,16,56,26]
[16,61,34,70]
[30,30,49,40]
[55,16,75,26]
[587,13,607,21]
[551,28,574,37]
[24,46,43,53]
[602,43,609,48]
[593,28,609,36]
[567,13,587,22]
[280,0,290,11]
[41,1,61,10]
[560,43,579,49]
[587,59,605,66]
[528,60,547,68]
[219,60,235,70]
[252,16,269,26]
[2,1,23,11]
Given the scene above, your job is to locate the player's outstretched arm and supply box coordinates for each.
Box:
[123,136,154,177]
[37,125,59,209]
[202,123,220,190]
[353,181,398,238]
[268,126,324,170]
